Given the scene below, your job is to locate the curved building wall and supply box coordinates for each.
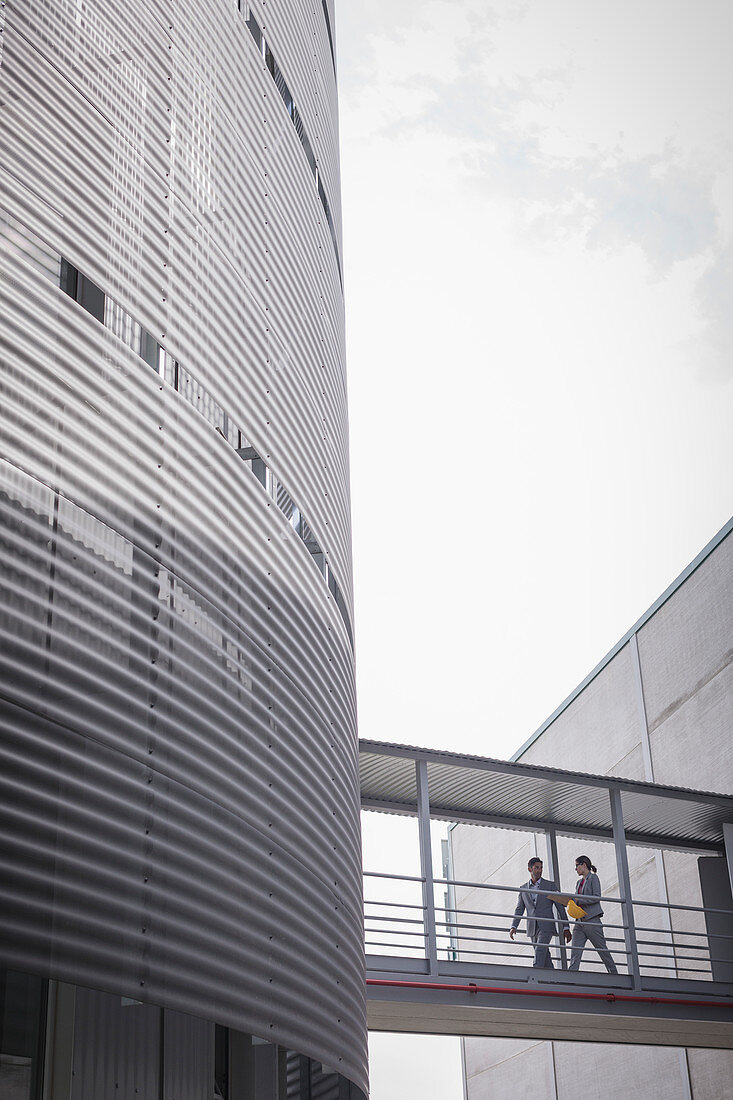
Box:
[0,0,366,1092]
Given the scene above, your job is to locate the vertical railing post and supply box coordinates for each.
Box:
[724,824,733,901]
[610,787,642,988]
[416,759,439,975]
[545,827,567,969]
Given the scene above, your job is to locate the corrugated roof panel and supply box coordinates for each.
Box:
[360,740,733,851]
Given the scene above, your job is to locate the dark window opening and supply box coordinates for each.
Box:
[317,177,342,284]
[60,260,105,323]
[302,521,326,577]
[246,9,262,50]
[276,484,298,529]
[214,1024,228,1100]
[76,272,106,323]
[321,0,337,75]
[139,329,159,369]
[335,585,353,647]
[59,257,78,299]
[250,455,268,489]
[296,115,318,179]
[326,568,353,646]
[317,177,329,218]
[234,4,342,277]
[274,65,294,117]
[0,969,48,1100]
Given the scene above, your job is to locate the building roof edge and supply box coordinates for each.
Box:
[511,514,733,762]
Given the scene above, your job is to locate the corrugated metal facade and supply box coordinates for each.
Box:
[0,0,366,1092]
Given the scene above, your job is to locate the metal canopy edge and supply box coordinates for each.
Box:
[359,740,733,852]
[359,797,723,854]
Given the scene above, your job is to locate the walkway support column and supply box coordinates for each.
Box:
[416,759,439,976]
[630,633,677,973]
[545,827,567,969]
[610,787,642,989]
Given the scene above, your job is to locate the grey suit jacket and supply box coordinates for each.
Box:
[572,872,604,919]
[511,877,569,940]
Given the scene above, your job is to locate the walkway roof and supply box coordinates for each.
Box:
[359,740,733,853]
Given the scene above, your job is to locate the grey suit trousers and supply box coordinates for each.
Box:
[531,928,554,968]
[569,916,618,974]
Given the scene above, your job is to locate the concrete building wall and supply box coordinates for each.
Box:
[456,523,733,1099]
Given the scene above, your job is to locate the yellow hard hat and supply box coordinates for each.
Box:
[567,899,587,920]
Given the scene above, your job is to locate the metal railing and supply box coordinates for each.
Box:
[364,871,733,986]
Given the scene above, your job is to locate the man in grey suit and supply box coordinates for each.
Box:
[509,857,571,968]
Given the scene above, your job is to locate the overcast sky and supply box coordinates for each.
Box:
[335,1,733,1095]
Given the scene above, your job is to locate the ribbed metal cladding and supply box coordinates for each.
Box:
[0,0,366,1092]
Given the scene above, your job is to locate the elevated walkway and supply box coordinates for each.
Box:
[365,963,733,1047]
[359,740,733,1046]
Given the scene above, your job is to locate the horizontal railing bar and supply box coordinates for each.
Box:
[437,906,628,930]
[364,945,425,955]
[439,919,623,944]
[646,951,729,968]
[365,916,426,928]
[637,953,713,967]
[436,878,557,896]
[435,877,623,904]
[438,932,627,956]
[642,963,713,976]
[435,903,627,923]
[637,961,694,974]
[437,920,516,936]
[436,902,624,919]
[436,906,536,923]
[635,936,710,952]
[365,927,428,940]
[439,934,545,950]
[430,946,594,966]
[363,871,425,883]
[635,943,707,958]
[364,899,426,912]
[435,929,630,958]
[436,931,541,950]
[631,896,733,918]
[435,921,626,942]
[432,946,536,962]
[363,933,426,945]
[438,912,622,931]
[665,930,733,943]
[439,914,632,936]
[438,879,733,920]
[631,923,712,940]
[441,909,569,927]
